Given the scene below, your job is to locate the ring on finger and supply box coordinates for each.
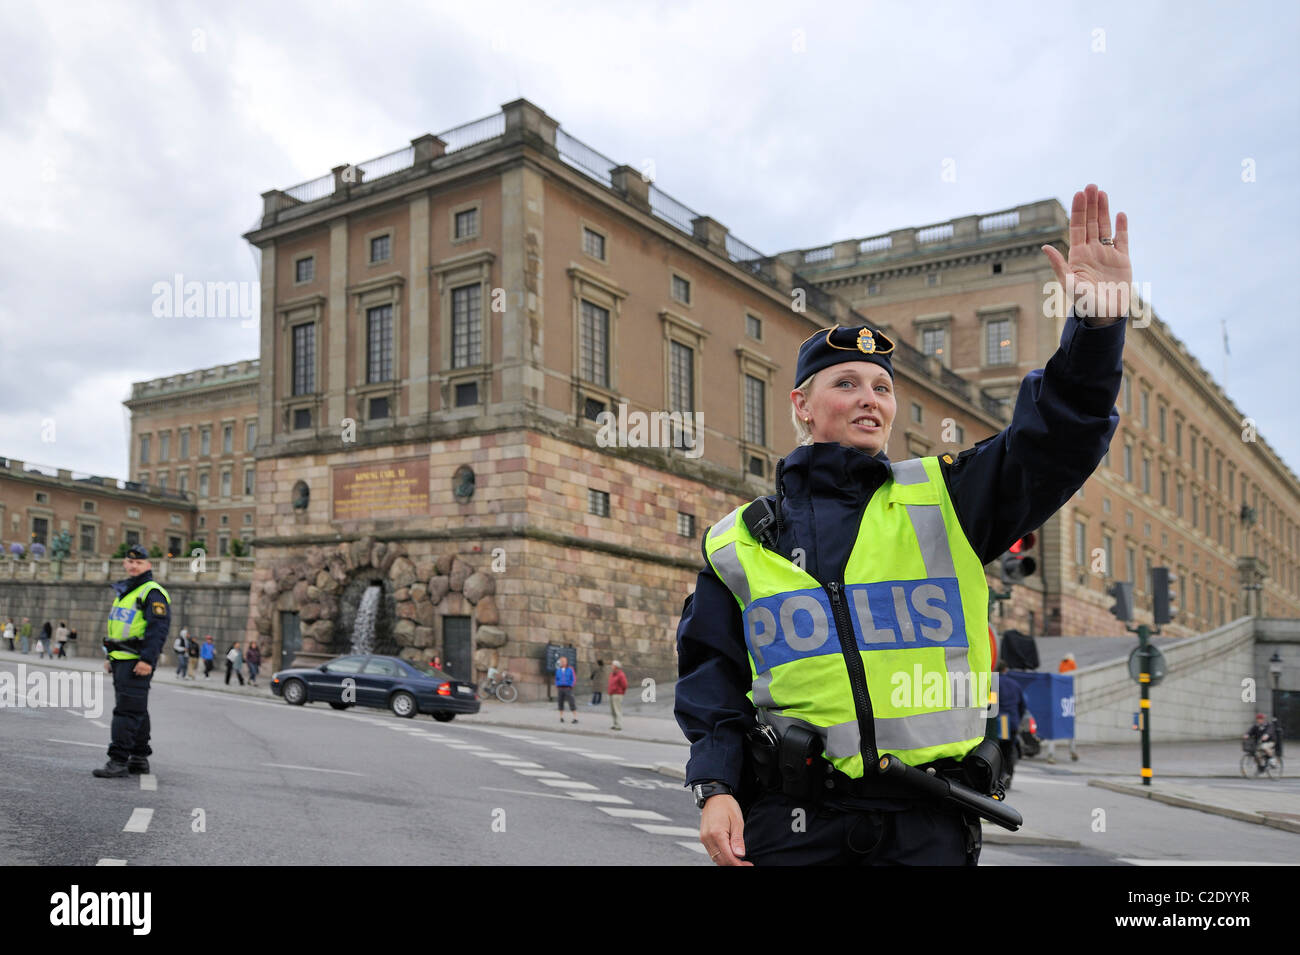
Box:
[1100,236,1114,245]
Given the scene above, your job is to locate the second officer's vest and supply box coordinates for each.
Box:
[705,456,991,779]
[105,579,170,660]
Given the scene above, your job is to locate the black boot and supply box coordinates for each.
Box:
[127,756,150,774]
[93,760,130,778]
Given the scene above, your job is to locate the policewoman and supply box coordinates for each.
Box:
[93,543,171,778]
[675,185,1131,865]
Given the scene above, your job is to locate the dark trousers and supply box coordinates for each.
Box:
[998,735,1018,785]
[108,658,153,763]
[741,790,980,866]
[225,661,244,685]
[556,686,576,712]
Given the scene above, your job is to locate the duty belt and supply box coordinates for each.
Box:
[103,636,146,654]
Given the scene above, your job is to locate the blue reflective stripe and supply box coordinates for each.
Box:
[745,580,968,675]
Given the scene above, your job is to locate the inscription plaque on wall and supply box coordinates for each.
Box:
[332,457,430,521]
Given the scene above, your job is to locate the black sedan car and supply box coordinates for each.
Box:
[270,654,480,720]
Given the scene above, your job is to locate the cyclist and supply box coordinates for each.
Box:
[1243,713,1280,774]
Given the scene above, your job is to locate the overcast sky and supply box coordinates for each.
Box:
[2,0,1297,481]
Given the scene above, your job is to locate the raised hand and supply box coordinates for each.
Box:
[1041,184,1132,324]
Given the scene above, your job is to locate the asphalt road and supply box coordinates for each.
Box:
[4,658,1296,866]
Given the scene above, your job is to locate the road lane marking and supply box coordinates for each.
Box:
[577,753,624,761]
[1118,859,1291,866]
[566,793,633,804]
[260,762,365,776]
[139,775,157,791]
[123,808,153,833]
[631,824,700,837]
[479,787,580,801]
[96,859,127,866]
[513,770,568,778]
[47,738,102,748]
[677,841,708,854]
[445,744,488,751]
[597,807,670,820]
[539,779,598,790]
[90,720,108,728]
[469,752,515,759]
[493,760,543,768]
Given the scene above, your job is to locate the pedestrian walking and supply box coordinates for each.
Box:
[225,641,245,685]
[676,183,1131,866]
[54,621,69,659]
[990,663,1027,789]
[2,619,14,651]
[200,635,215,678]
[93,544,170,778]
[174,628,190,678]
[20,617,32,653]
[590,657,605,705]
[608,660,627,731]
[555,655,578,723]
[187,634,199,678]
[66,626,77,658]
[245,641,262,686]
[37,620,53,658]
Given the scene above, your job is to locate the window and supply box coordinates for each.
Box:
[243,468,254,496]
[1140,390,1149,429]
[139,434,151,464]
[1103,535,1114,577]
[744,375,766,447]
[80,524,96,554]
[295,256,314,283]
[218,536,229,557]
[82,500,95,512]
[157,473,168,491]
[179,429,191,459]
[1075,520,1087,568]
[1123,444,1133,482]
[746,314,762,340]
[370,234,391,263]
[1122,375,1132,414]
[1193,580,1201,618]
[451,285,483,368]
[579,300,610,387]
[1160,469,1168,507]
[1190,431,1197,464]
[1191,490,1199,528]
[992,262,1003,274]
[1228,468,1234,499]
[985,319,1012,366]
[244,513,252,525]
[199,472,210,498]
[678,513,696,538]
[246,421,256,451]
[669,341,695,413]
[455,208,479,240]
[222,424,233,454]
[1126,546,1136,586]
[124,529,140,548]
[1229,521,1235,552]
[1142,457,1151,495]
[925,273,940,288]
[366,304,394,382]
[954,425,965,445]
[1203,445,1209,480]
[220,471,231,498]
[200,428,211,456]
[1177,482,1184,518]
[582,226,605,260]
[1174,420,1182,456]
[588,488,610,517]
[159,432,170,462]
[911,402,923,424]
[1144,556,1152,592]
[369,395,390,419]
[748,455,765,477]
[921,326,946,359]
[293,408,312,430]
[671,274,691,305]
[220,514,229,525]
[454,382,478,408]
[179,471,189,494]
[167,535,182,556]
[1158,405,1167,442]
[292,323,316,395]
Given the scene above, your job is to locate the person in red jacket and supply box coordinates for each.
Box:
[608,660,628,731]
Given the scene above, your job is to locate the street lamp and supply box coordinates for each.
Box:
[1268,651,1283,721]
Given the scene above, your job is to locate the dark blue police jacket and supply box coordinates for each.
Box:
[111,569,171,668]
[674,312,1125,796]
[994,672,1028,738]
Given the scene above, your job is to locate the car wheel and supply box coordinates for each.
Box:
[283,679,307,706]
[432,712,455,722]
[390,691,416,718]
[329,702,352,710]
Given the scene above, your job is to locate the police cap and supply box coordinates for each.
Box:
[124,544,150,560]
[795,323,895,387]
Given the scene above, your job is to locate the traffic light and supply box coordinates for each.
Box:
[1151,566,1177,625]
[999,533,1038,585]
[1108,581,1134,622]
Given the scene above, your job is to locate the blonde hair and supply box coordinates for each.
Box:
[791,372,817,446]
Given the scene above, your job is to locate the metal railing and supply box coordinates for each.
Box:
[439,111,505,152]
[283,172,335,204]
[648,184,698,234]
[357,145,415,183]
[556,128,619,188]
[979,211,1020,233]
[916,223,955,244]
[859,235,893,254]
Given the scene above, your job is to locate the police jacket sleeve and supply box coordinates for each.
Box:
[674,553,756,790]
[140,592,171,667]
[940,312,1125,565]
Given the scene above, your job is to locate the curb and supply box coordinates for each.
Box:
[982,828,1082,848]
[1088,779,1300,834]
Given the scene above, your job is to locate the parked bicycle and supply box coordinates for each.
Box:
[1240,738,1284,779]
[480,667,518,703]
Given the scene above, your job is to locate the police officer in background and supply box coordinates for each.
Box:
[93,543,171,778]
[675,185,1131,865]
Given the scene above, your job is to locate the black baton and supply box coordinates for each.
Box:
[877,754,1023,832]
